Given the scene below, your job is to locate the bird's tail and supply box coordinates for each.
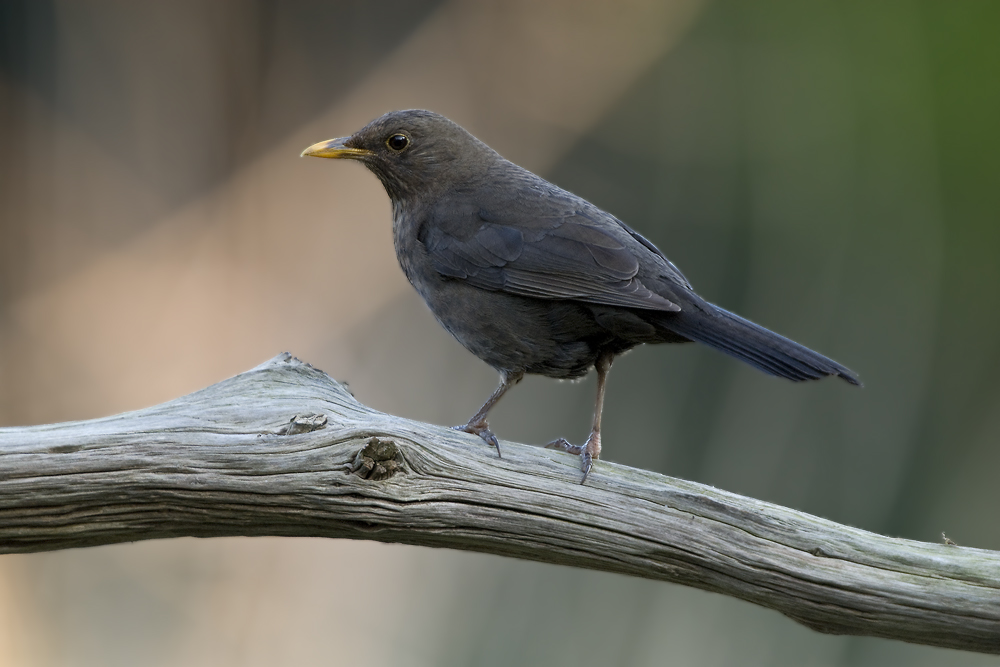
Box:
[660,300,861,386]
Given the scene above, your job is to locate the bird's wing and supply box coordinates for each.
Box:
[421,201,687,312]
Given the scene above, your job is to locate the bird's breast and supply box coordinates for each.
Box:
[391,208,435,294]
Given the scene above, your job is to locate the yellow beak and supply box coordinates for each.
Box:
[300,136,373,159]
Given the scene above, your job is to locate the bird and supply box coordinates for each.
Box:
[302,109,860,482]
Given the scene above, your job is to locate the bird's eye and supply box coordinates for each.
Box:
[386,133,409,151]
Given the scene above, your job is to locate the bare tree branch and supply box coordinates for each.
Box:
[1,354,997,653]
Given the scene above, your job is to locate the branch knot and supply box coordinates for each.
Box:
[351,437,406,481]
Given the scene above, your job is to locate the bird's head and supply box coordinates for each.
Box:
[301,109,497,202]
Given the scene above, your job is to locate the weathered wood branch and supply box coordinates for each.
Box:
[1,354,997,653]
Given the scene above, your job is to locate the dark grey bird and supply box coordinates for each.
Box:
[302,109,860,481]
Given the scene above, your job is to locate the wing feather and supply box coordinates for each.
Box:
[422,193,683,312]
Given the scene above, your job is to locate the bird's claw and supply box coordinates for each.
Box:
[579,452,593,484]
[452,421,502,458]
[545,437,585,455]
[546,437,597,483]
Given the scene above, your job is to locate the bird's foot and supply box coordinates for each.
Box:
[546,432,601,483]
[452,419,502,458]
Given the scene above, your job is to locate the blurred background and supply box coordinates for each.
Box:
[1,0,998,665]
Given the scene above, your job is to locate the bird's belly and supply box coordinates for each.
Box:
[412,274,609,379]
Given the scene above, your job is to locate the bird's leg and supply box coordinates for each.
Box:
[453,370,524,458]
[546,351,614,483]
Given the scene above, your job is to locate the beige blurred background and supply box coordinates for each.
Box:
[2,1,999,665]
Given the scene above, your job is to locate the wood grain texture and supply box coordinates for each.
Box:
[1,354,997,653]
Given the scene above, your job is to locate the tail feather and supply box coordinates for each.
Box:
[661,302,861,386]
